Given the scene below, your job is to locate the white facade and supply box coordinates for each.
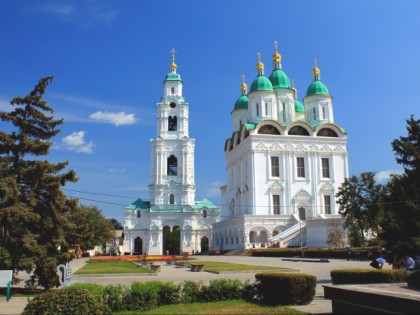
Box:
[213,45,348,250]
[123,53,220,255]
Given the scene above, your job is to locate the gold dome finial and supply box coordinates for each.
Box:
[256,52,264,75]
[170,48,177,71]
[312,58,320,77]
[240,74,247,92]
[273,40,282,63]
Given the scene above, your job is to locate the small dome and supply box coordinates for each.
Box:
[165,72,182,81]
[250,75,273,92]
[294,99,304,112]
[234,95,249,111]
[269,69,291,89]
[306,80,329,97]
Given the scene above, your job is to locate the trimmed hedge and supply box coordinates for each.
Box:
[407,270,420,289]
[255,272,316,305]
[331,269,410,284]
[22,287,111,315]
[251,248,376,259]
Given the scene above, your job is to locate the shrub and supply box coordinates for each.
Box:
[407,270,420,289]
[201,279,245,302]
[70,283,104,298]
[149,281,182,305]
[181,280,205,303]
[22,287,111,315]
[125,281,160,311]
[103,284,130,312]
[331,269,409,284]
[255,272,316,306]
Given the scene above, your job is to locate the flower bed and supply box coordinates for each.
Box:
[90,255,190,262]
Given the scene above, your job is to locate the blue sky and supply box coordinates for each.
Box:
[1,0,419,223]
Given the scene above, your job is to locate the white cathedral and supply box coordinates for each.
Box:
[212,42,349,250]
[123,43,348,255]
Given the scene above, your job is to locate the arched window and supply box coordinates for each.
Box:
[168,116,177,131]
[313,108,316,120]
[167,155,177,176]
[171,87,175,94]
[203,210,207,218]
[170,194,175,205]
[317,128,338,137]
[136,210,141,218]
[258,125,280,135]
[289,126,310,136]
[256,103,259,116]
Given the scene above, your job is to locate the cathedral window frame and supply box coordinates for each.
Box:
[282,102,286,122]
[169,194,175,205]
[256,103,259,116]
[272,194,281,215]
[168,116,178,131]
[136,209,141,218]
[321,157,331,179]
[296,156,306,178]
[171,87,175,95]
[270,156,280,178]
[324,194,332,214]
[167,155,178,176]
[313,108,316,120]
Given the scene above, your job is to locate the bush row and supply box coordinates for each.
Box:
[23,273,316,314]
[251,248,377,259]
[330,269,410,284]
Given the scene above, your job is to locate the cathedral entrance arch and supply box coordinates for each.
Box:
[134,237,143,255]
[163,225,181,255]
[200,236,209,253]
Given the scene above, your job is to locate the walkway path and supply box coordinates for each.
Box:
[0,256,381,314]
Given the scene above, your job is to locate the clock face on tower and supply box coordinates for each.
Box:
[170,102,176,108]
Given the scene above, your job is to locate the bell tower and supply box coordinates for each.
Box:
[149,49,196,207]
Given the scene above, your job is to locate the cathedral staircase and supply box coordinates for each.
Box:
[268,221,306,247]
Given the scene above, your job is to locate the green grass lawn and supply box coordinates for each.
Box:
[188,260,289,272]
[74,260,152,275]
[114,300,307,314]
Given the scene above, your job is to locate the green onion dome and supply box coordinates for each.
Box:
[250,75,273,92]
[269,69,291,89]
[294,99,304,112]
[234,95,249,111]
[306,80,329,96]
[305,60,329,97]
[165,72,182,81]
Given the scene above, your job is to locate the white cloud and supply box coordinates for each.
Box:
[76,142,94,154]
[62,131,94,154]
[108,168,126,173]
[62,131,86,147]
[375,169,403,182]
[27,1,117,27]
[90,111,137,126]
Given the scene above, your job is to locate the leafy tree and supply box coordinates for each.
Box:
[0,77,78,289]
[336,172,385,247]
[108,217,123,230]
[326,219,346,248]
[67,205,114,251]
[380,116,420,254]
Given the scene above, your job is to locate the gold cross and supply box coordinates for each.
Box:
[170,48,177,63]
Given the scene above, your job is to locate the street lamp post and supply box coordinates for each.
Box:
[298,207,305,258]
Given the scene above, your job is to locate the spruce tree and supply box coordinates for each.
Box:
[0,77,78,289]
[380,116,420,254]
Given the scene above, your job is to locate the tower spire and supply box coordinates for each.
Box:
[256,52,264,76]
[272,40,282,70]
[240,74,247,96]
[170,48,177,73]
[312,58,320,81]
